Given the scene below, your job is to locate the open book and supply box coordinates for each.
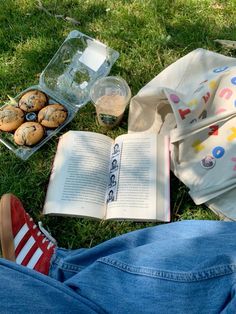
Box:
[43,131,170,221]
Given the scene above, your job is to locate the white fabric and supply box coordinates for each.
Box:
[14,223,29,250]
[128,48,236,220]
[26,248,43,269]
[16,236,35,264]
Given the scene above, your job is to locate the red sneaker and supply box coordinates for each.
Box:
[0,194,56,275]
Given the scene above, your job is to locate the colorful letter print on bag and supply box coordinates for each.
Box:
[164,66,236,128]
[168,67,236,205]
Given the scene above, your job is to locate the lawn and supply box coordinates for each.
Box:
[0,0,235,249]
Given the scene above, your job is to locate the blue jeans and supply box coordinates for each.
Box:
[1,220,236,313]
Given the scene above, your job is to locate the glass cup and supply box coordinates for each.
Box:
[90,76,131,128]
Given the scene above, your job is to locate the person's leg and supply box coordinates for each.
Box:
[56,219,236,314]
[48,217,236,313]
[0,194,106,312]
[0,257,104,313]
[1,193,236,313]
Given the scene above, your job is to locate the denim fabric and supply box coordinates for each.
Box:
[1,220,236,313]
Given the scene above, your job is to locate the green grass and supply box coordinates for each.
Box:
[1,0,235,248]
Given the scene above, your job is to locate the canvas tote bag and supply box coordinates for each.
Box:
[128,48,236,220]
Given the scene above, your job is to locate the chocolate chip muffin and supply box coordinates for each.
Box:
[14,122,44,146]
[0,105,24,132]
[19,90,47,112]
[38,104,67,128]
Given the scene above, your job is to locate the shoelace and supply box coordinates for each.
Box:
[38,221,57,249]
[27,214,57,249]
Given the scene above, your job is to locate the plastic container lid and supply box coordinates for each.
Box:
[40,30,119,108]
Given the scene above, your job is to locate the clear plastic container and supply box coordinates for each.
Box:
[90,76,131,128]
[0,30,119,160]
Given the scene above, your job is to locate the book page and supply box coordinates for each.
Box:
[43,131,113,219]
[156,135,170,221]
[106,133,158,220]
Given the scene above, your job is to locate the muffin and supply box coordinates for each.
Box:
[38,104,67,128]
[19,90,47,112]
[0,105,24,132]
[14,122,44,146]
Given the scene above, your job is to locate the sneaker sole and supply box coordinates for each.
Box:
[0,194,16,261]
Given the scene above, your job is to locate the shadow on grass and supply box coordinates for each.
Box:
[0,1,109,94]
[0,0,234,246]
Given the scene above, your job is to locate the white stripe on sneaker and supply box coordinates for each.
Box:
[14,223,29,250]
[16,236,35,264]
[26,248,43,269]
